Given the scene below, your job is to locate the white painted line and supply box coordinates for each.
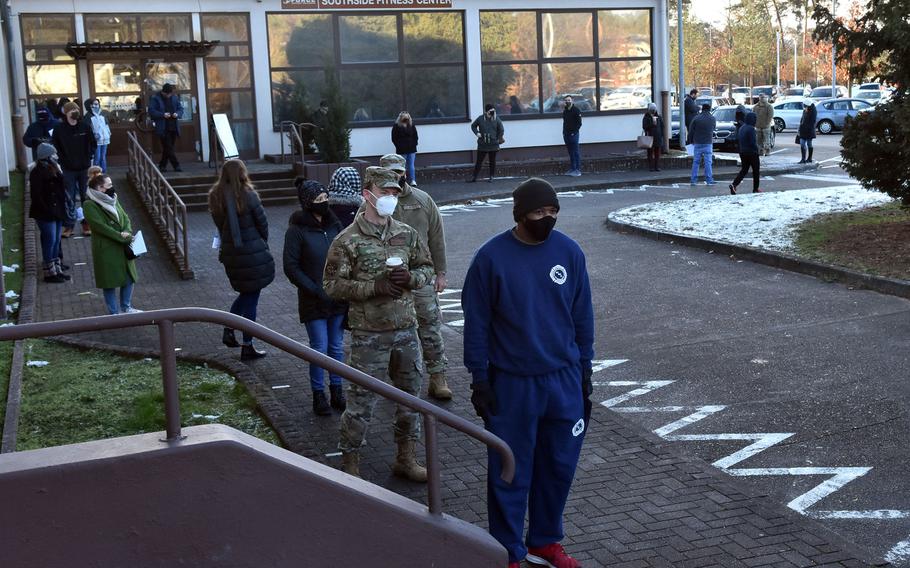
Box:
[591,359,628,373]
[886,535,910,564]
[271,385,291,390]
[669,432,794,469]
[446,319,464,327]
[783,173,855,183]
[769,149,788,155]
[438,289,462,296]
[595,380,640,387]
[821,164,840,169]
[818,156,841,164]
[74,262,87,266]
[612,405,692,413]
[811,510,910,520]
[728,467,871,514]
[653,405,726,437]
[325,451,342,457]
[600,380,674,408]
[440,308,463,313]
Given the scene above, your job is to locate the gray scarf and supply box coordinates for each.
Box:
[87,188,120,221]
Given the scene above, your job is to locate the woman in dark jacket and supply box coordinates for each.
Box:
[283,179,347,416]
[209,159,275,361]
[29,143,69,283]
[798,102,818,164]
[642,103,665,171]
[391,111,418,185]
[469,103,504,182]
[327,166,363,229]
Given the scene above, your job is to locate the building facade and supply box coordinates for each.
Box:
[5,0,671,167]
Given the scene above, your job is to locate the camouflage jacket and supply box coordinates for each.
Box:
[323,212,434,332]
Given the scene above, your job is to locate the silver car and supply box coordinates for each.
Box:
[771,99,812,132]
[814,98,875,134]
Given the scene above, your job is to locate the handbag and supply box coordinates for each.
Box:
[795,134,801,145]
[636,132,654,149]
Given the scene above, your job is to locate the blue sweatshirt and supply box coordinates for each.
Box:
[462,228,594,383]
[737,112,759,154]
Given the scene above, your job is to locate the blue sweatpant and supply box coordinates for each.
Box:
[485,365,586,562]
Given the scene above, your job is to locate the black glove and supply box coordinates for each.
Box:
[374,275,403,298]
[582,367,593,429]
[389,267,412,288]
[470,382,497,422]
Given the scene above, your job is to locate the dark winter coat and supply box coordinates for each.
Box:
[51,119,95,172]
[562,104,582,134]
[148,92,183,137]
[737,112,759,154]
[687,111,716,145]
[684,95,699,127]
[471,114,504,152]
[799,104,818,139]
[283,209,347,323]
[391,123,419,154]
[28,163,67,222]
[212,191,275,293]
[23,118,59,161]
[642,112,665,148]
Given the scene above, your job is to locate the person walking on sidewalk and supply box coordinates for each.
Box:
[684,88,699,128]
[85,98,112,172]
[29,143,69,284]
[469,104,504,183]
[642,103,665,171]
[463,178,594,568]
[328,166,363,229]
[729,112,762,195]
[323,167,435,482]
[284,179,347,417]
[209,159,275,361]
[754,94,775,156]
[562,95,582,176]
[148,83,183,172]
[688,103,717,186]
[83,172,140,314]
[391,111,418,185]
[52,101,95,238]
[798,102,817,164]
[379,153,452,400]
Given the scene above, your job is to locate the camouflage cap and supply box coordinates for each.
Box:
[379,153,406,172]
[364,166,401,189]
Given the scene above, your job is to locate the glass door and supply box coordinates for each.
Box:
[90,60,144,164]
[143,59,199,160]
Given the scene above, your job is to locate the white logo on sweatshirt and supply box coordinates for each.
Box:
[572,418,585,437]
[550,264,567,285]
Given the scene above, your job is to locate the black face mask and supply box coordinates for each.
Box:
[398,177,407,189]
[104,187,116,197]
[524,215,557,242]
[310,201,329,216]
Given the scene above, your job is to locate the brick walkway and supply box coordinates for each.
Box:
[32,168,880,567]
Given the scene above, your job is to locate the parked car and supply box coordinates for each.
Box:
[770,98,812,132]
[776,87,812,103]
[601,85,651,110]
[696,96,733,110]
[731,87,751,105]
[813,98,874,133]
[698,87,714,97]
[752,85,779,102]
[854,90,888,105]
[809,86,848,100]
[716,84,732,97]
[670,108,680,148]
[851,82,884,97]
[710,105,775,150]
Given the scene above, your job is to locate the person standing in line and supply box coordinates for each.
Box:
[85,98,112,172]
[684,88,699,128]
[379,153,452,400]
[562,95,583,177]
[687,103,717,186]
[83,172,141,314]
[284,179,347,416]
[52,101,95,238]
[798,102,817,164]
[208,159,275,361]
[148,83,183,172]
[754,94,775,156]
[729,111,762,195]
[328,166,363,229]
[22,107,59,162]
[469,103,504,183]
[462,178,594,568]
[642,103,665,171]
[29,143,69,284]
[391,111,419,186]
[323,167,435,482]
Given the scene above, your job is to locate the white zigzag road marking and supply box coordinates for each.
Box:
[812,510,910,520]
[599,380,674,408]
[728,467,872,514]
[670,432,796,470]
[887,537,910,564]
[652,405,726,437]
[591,359,628,373]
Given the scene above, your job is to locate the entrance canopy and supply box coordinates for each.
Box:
[65,41,219,59]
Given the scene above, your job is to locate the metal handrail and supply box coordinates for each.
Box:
[278,121,317,165]
[126,131,192,278]
[0,308,515,515]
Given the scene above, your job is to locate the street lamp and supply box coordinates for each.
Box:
[831,0,837,95]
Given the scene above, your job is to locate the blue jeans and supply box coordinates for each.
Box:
[94,144,108,172]
[563,131,581,172]
[230,290,262,344]
[403,152,417,184]
[690,144,714,183]
[35,219,62,265]
[103,277,135,315]
[62,169,87,228]
[304,313,346,392]
[800,137,814,150]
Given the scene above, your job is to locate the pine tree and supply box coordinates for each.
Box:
[314,69,352,164]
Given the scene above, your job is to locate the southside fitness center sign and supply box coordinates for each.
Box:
[282,0,453,8]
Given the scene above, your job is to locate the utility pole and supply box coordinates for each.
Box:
[677,0,686,147]
[776,31,781,91]
[831,0,837,95]
[794,37,798,86]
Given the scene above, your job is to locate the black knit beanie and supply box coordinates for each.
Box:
[512,178,559,222]
[295,178,327,208]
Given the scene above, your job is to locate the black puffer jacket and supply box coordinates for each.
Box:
[212,191,275,293]
[799,104,818,139]
[283,209,346,323]
[391,123,419,154]
[28,163,67,222]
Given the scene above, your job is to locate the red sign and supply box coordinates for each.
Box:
[282,0,453,8]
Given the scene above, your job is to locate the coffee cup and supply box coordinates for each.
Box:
[386,256,404,271]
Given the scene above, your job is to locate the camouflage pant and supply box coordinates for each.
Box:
[757,127,773,152]
[413,283,448,374]
[339,327,424,452]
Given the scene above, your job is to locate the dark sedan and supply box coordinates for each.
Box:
[710,105,775,150]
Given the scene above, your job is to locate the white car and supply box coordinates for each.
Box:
[770,98,813,132]
[731,87,751,105]
[600,86,651,111]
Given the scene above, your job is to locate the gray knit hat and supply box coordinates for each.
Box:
[36,143,56,161]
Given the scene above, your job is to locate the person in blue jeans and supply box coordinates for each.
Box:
[284,179,348,416]
[562,96,582,176]
[391,111,419,185]
[28,143,70,283]
[687,103,717,186]
[463,178,594,568]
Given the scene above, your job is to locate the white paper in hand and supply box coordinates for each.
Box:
[685,144,695,156]
[129,231,147,257]
[212,235,221,249]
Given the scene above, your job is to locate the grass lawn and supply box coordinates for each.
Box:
[16,339,281,451]
[794,203,910,281]
[0,171,26,431]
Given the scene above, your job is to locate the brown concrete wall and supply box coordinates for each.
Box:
[0,425,505,567]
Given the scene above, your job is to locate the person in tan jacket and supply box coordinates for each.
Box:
[754,94,775,156]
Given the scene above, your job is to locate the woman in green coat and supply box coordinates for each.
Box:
[83,172,140,314]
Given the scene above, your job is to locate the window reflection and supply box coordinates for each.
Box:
[21,16,73,45]
[403,13,463,64]
[268,14,334,68]
[541,13,594,58]
[599,61,652,110]
[341,68,402,122]
[480,11,537,61]
[84,15,138,43]
[340,15,398,64]
[482,64,538,115]
[203,15,249,42]
[540,62,597,113]
[92,63,142,93]
[405,67,466,118]
[208,91,255,120]
[27,65,78,95]
[598,10,651,58]
[206,61,251,89]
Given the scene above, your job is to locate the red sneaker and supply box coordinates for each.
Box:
[509,563,521,568]
[526,543,580,568]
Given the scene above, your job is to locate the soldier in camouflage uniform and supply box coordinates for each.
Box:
[323,166,435,482]
[378,153,452,400]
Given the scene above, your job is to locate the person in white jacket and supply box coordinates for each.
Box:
[86,98,112,172]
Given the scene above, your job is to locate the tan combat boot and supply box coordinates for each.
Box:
[428,373,453,400]
[392,440,427,483]
[341,451,360,478]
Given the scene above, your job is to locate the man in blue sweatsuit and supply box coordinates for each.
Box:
[463,177,594,568]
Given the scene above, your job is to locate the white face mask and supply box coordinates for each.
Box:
[370,192,398,217]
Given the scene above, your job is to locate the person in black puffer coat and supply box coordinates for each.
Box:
[729,112,762,195]
[284,179,348,416]
[29,143,70,283]
[391,111,419,185]
[798,102,818,164]
[208,159,275,361]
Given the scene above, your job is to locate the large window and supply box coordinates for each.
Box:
[267,11,467,127]
[480,9,652,117]
[20,14,79,121]
[202,13,258,158]
[83,14,191,43]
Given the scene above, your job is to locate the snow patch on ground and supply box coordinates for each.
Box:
[610,185,893,252]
